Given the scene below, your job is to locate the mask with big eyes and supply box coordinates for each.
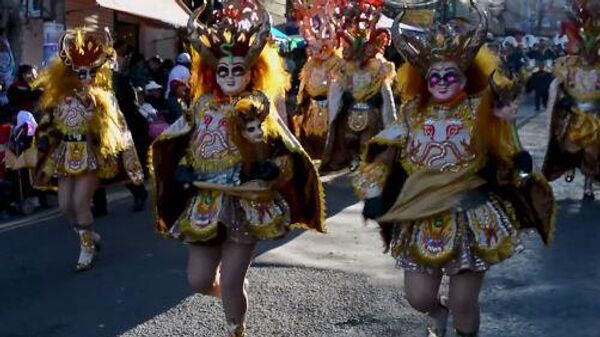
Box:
[241,119,264,144]
[426,62,466,102]
[77,67,99,85]
[215,56,252,97]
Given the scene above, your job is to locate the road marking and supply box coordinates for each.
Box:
[0,190,132,234]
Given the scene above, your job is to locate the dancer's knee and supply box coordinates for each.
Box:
[405,288,440,314]
[187,270,217,295]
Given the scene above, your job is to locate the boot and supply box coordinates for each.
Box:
[583,177,595,201]
[426,301,449,337]
[455,329,478,337]
[73,224,101,272]
[226,316,246,337]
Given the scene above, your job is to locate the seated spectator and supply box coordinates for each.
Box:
[139,81,165,122]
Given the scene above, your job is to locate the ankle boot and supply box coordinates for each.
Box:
[226,316,246,337]
[73,224,101,272]
[455,329,478,337]
[426,301,449,337]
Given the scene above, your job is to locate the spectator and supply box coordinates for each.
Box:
[505,45,525,75]
[7,65,41,113]
[527,61,554,112]
[147,56,166,87]
[128,52,148,88]
[166,79,189,124]
[139,81,166,121]
[165,53,191,98]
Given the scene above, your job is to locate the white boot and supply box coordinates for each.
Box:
[74,225,100,272]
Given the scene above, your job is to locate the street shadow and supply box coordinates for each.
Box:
[480,199,600,337]
[0,176,359,337]
[255,174,358,256]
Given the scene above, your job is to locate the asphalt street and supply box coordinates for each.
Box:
[0,100,598,337]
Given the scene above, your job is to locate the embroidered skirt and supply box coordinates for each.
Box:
[391,192,523,275]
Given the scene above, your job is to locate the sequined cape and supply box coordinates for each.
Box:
[149,101,327,238]
[542,55,600,182]
[360,93,555,252]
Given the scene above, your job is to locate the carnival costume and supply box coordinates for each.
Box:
[354,1,555,335]
[151,1,325,335]
[292,0,344,159]
[34,28,144,271]
[320,0,397,173]
[543,0,600,200]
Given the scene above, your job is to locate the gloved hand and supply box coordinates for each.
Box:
[175,165,195,185]
[250,160,281,182]
[363,196,384,220]
[513,150,533,175]
[36,137,50,153]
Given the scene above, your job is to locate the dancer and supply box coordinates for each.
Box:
[543,0,600,201]
[320,0,397,173]
[33,27,144,271]
[354,2,555,336]
[151,1,326,336]
[292,0,344,159]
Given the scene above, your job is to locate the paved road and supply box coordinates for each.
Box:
[1,100,598,337]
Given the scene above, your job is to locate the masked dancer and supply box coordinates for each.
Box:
[34,28,144,271]
[292,0,344,159]
[353,1,555,336]
[151,1,326,336]
[320,0,397,173]
[543,0,600,201]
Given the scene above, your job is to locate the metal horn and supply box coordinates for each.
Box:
[469,0,488,51]
[390,10,429,71]
[186,0,217,68]
[244,2,272,68]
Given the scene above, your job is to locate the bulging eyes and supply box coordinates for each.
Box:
[428,73,442,87]
[217,65,247,78]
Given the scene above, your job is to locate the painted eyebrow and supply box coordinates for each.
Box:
[443,67,459,72]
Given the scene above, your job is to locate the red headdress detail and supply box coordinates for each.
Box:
[566,0,600,60]
[59,27,115,72]
[293,0,343,59]
[185,0,272,69]
[337,0,390,64]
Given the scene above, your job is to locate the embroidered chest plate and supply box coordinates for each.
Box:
[305,66,330,97]
[566,67,600,101]
[190,109,241,171]
[406,102,477,172]
[56,97,93,132]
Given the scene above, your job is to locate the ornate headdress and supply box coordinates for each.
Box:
[185,0,272,69]
[386,0,488,72]
[58,27,115,73]
[293,0,343,58]
[567,0,600,59]
[337,0,390,64]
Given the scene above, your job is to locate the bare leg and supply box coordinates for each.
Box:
[448,271,485,335]
[72,172,99,226]
[220,240,256,336]
[57,176,76,224]
[187,243,222,296]
[404,271,448,336]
